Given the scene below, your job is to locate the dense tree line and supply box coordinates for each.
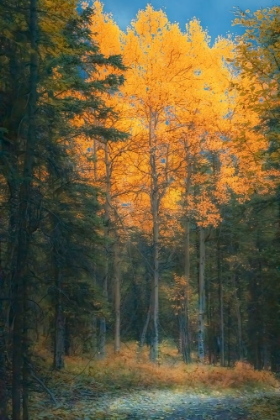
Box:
[0,0,126,418]
[0,1,280,419]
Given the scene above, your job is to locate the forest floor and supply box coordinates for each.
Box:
[30,387,280,419]
[27,342,280,419]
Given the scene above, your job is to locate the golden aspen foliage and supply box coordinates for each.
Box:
[77,2,275,233]
[117,6,237,231]
[90,0,122,56]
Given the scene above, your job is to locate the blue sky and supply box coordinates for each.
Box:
[101,0,278,41]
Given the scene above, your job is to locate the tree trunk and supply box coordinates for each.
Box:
[150,215,159,362]
[54,305,65,369]
[0,338,7,418]
[181,148,192,364]
[93,137,98,182]
[138,305,151,357]
[22,273,29,420]
[92,316,98,357]
[12,1,38,417]
[99,317,106,358]
[0,268,7,419]
[227,303,232,367]
[149,108,159,362]
[232,275,242,361]
[92,140,98,358]
[53,269,65,370]
[12,296,22,420]
[98,142,111,359]
[91,265,98,358]
[99,258,108,359]
[114,239,121,353]
[217,235,225,366]
[181,219,191,363]
[198,226,205,362]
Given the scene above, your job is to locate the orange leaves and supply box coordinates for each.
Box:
[122,7,195,111]
[76,2,276,236]
[162,274,189,316]
[132,5,168,39]
[90,1,122,57]
[117,5,234,230]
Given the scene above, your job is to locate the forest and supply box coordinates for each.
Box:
[1,1,280,419]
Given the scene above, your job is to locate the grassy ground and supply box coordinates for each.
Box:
[26,342,279,419]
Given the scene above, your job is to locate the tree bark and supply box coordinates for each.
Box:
[232,275,242,362]
[149,108,159,362]
[99,142,111,359]
[12,298,22,420]
[181,219,191,363]
[12,1,38,417]
[198,226,205,362]
[53,269,65,370]
[181,147,192,364]
[22,275,29,420]
[91,265,98,358]
[99,266,109,359]
[138,304,151,356]
[114,239,121,353]
[92,140,98,358]
[217,234,225,366]
[150,215,159,362]
[0,269,7,419]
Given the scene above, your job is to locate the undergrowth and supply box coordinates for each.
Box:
[31,341,279,397]
[25,341,279,419]
[61,341,278,392]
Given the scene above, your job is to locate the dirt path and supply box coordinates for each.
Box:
[105,391,249,419]
[39,389,280,420]
[39,388,280,419]
[79,389,280,419]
